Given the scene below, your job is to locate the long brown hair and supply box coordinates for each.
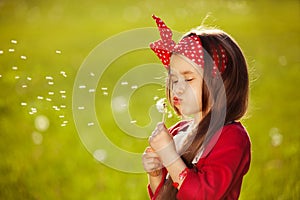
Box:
[159,29,249,199]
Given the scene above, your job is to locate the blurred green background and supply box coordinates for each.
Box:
[0,0,299,199]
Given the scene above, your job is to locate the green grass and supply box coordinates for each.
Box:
[0,0,299,199]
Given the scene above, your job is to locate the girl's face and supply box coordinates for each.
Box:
[169,54,204,120]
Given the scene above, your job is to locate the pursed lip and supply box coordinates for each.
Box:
[173,96,181,105]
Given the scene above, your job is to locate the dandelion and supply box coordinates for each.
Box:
[61,123,66,127]
[59,115,64,118]
[27,76,32,81]
[21,102,27,106]
[60,105,66,108]
[101,87,108,90]
[156,98,167,122]
[12,66,18,70]
[130,120,137,124]
[61,95,66,99]
[121,81,128,85]
[11,40,17,44]
[48,81,54,85]
[55,50,61,54]
[20,55,27,60]
[46,98,52,102]
[8,48,15,52]
[22,84,27,88]
[79,85,86,89]
[63,120,68,124]
[59,90,66,94]
[15,76,20,79]
[90,72,95,77]
[37,96,44,100]
[103,91,108,96]
[48,91,54,95]
[0,50,4,54]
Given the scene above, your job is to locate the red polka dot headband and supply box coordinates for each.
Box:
[150,15,227,76]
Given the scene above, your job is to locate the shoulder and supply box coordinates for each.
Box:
[219,122,250,147]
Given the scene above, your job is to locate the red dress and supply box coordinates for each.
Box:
[147,121,251,200]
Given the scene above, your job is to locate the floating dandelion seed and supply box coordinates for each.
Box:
[60,71,67,77]
[61,123,66,127]
[130,120,137,124]
[0,75,2,78]
[8,48,15,52]
[131,85,138,89]
[59,90,66,94]
[153,96,159,101]
[27,76,32,81]
[21,102,27,106]
[46,98,52,102]
[45,76,53,80]
[121,81,128,85]
[48,81,54,85]
[22,84,27,88]
[12,66,18,70]
[79,85,86,89]
[78,106,85,110]
[20,55,27,60]
[55,50,61,54]
[63,120,68,124]
[61,95,66,99]
[30,107,37,114]
[11,40,17,44]
[88,122,94,126]
[101,87,108,91]
[15,76,20,79]
[89,89,95,93]
[103,91,108,96]
[37,96,43,100]
[48,91,54,95]
[0,50,3,54]
[60,105,66,108]
[59,115,64,118]
[90,72,95,77]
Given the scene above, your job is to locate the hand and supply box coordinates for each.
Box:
[149,122,179,166]
[142,146,162,176]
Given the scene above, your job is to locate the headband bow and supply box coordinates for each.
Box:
[150,15,227,76]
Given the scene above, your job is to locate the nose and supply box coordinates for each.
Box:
[173,81,186,96]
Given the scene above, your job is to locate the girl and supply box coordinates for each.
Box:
[142,15,251,200]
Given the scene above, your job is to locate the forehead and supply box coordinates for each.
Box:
[169,54,203,76]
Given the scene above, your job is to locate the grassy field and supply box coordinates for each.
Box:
[0,0,299,199]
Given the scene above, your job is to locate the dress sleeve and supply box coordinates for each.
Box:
[147,121,190,199]
[176,125,251,200]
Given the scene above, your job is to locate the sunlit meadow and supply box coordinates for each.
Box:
[0,0,299,199]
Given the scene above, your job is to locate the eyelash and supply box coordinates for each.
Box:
[172,78,194,84]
